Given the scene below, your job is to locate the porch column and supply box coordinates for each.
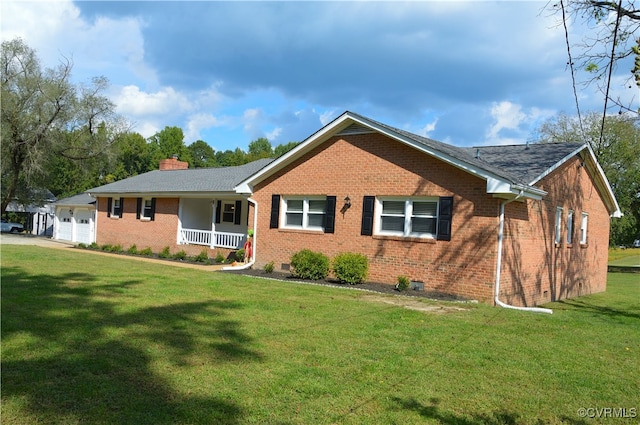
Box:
[177,198,184,245]
[210,199,217,249]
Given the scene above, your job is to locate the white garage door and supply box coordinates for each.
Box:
[75,209,93,244]
[57,209,73,241]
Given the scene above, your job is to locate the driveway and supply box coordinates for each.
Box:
[0,233,74,248]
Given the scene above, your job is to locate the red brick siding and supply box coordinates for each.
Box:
[95,197,225,258]
[499,156,610,306]
[252,134,501,303]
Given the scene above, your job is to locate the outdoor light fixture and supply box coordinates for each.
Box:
[341,196,352,214]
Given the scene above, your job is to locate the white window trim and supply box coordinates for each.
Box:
[375,197,439,239]
[140,198,153,221]
[580,212,589,245]
[222,202,235,223]
[554,207,563,244]
[111,198,121,218]
[282,196,327,231]
[566,209,574,245]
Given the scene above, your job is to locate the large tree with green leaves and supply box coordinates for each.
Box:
[147,126,193,168]
[534,112,640,245]
[1,38,127,212]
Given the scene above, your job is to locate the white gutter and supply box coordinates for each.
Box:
[495,193,553,314]
[222,196,257,271]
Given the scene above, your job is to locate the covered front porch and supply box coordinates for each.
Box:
[177,198,249,250]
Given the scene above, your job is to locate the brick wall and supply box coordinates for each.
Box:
[95,197,225,258]
[251,134,501,303]
[499,156,610,306]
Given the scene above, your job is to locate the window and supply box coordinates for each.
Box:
[554,207,563,244]
[580,212,588,245]
[377,198,438,238]
[222,203,235,223]
[108,197,123,218]
[566,210,574,245]
[136,197,155,221]
[283,197,327,231]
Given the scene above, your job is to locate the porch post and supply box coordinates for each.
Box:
[210,199,217,249]
[177,198,183,245]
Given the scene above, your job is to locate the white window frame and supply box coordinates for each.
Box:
[376,197,439,239]
[222,202,235,223]
[282,196,327,231]
[580,212,588,245]
[141,198,153,220]
[566,209,574,245]
[554,207,563,245]
[111,198,121,218]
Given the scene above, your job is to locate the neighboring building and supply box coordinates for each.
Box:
[87,112,621,307]
[54,193,97,244]
[5,188,57,236]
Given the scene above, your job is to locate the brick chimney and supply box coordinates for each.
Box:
[159,155,189,170]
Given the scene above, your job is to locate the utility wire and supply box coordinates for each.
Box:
[560,0,585,139]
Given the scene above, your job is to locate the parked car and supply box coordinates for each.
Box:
[633,239,640,248]
[1,218,24,233]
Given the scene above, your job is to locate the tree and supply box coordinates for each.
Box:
[187,140,217,168]
[273,141,301,158]
[247,137,273,161]
[548,1,640,113]
[147,126,193,168]
[1,38,127,212]
[534,112,640,245]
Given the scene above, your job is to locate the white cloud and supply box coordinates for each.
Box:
[485,101,556,145]
[418,118,438,138]
[185,113,223,143]
[114,85,192,116]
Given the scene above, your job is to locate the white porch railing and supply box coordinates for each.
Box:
[179,228,245,249]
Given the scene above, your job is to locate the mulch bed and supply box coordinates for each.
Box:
[222,268,469,302]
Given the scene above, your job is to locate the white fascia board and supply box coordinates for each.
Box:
[234,112,355,193]
[583,145,622,218]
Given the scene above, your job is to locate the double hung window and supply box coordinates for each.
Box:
[283,197,327,231]
[378,198,438,238]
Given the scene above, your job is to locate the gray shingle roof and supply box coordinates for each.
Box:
[465,143,584,184]
[88,158,274,195]
[56,193,96,206]
[346,112,585,186]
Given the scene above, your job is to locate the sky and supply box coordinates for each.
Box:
[1,1,637,153]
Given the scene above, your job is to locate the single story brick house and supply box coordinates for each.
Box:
[87,111,620,307]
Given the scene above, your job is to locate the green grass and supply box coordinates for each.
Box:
[608,247,640,263]
[2,246,639,424]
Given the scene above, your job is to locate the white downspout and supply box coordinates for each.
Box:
[495,193,553,314]
[222,197,257,271]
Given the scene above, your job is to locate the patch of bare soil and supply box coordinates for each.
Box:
[360,294,470,313]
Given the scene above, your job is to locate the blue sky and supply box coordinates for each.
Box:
[2,1,636,152]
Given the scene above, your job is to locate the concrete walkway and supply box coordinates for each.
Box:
[0,233,226,271]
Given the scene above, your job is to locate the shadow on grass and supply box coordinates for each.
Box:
[1,266,260,424]
[390,397,591,425]
[553,298,640,321]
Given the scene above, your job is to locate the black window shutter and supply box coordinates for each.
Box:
[234,200,242,225]
[270,195,280,229]
[215,200,222,224]
[361,196,375,236]
[437,196,454,241]
[118,197,124,217]
[324,196,336,234]
[107,197,112,218]
[136,198,142,219]
[150,198,156,221]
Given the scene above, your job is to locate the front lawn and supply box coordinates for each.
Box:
[2,246,638,424]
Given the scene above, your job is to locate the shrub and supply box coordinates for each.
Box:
[127,244,138,255]
[290,249,329,280]
[158,246,171,259]
[214,252,225,263]
[264,261,275,273]
[101,244,113,252]
[139,247,153,256]
[396,275,410,291]
[110,244,123,253]
[173,250,187,260]
[88,242,99,250]
[194,249,210,264]
[77,243,87,249]
[235,248,245,262]
[332,252,369,285]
